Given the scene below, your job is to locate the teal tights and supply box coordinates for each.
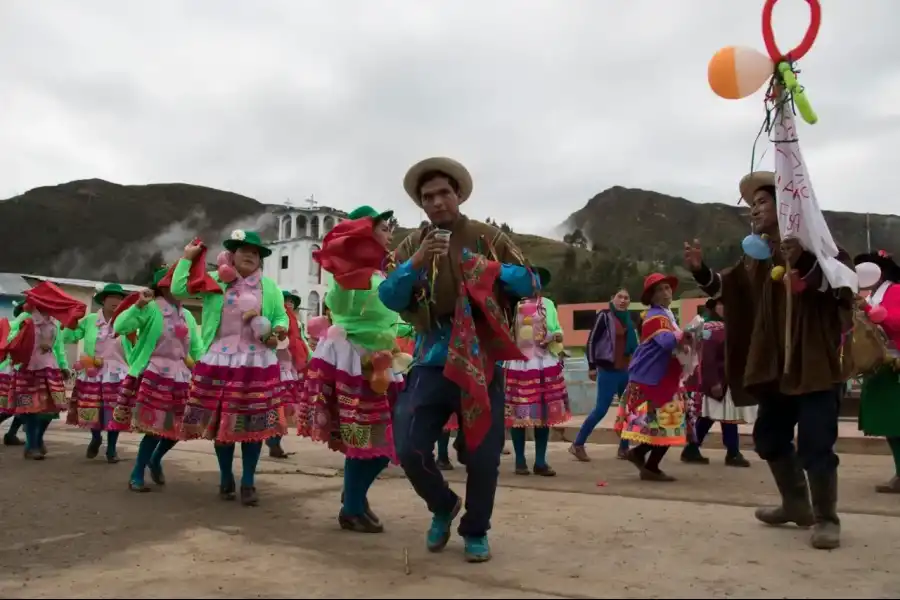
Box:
[342,456,390,516]
[130,435,178,485]
[214,442,263,488]
[510,427,550,469]
[23,415,52,452]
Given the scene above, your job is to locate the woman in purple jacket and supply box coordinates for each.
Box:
[569,288,638,461]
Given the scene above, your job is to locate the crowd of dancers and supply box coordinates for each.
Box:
[2,157,898,561]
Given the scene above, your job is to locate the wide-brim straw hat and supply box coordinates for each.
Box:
[403,157,473,207]
[739,171,776,204]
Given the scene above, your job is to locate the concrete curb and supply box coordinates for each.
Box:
[540,425,889,457]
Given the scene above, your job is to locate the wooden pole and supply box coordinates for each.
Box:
[784,261,792,375]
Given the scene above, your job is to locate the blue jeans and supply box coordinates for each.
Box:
[394,365,506,538]
[575,369,629,449]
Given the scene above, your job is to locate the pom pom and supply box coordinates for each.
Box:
[370,371,390,394]
[371,351,393,371]
[326,325,347,342]
[93,357,104,368]
[80,355,95,369]
[85,367,99,378]
[868,305,888,324]
[742,233,772,260]
[701,329,712,341]
[217,264,237,283]
[518,325,534,341]
[250,315,271,338]
[174,324,188,339]
[392,352,413,373]
[770,265,786,281]
[787,270,807,294]
[184,357,196,369]
[307,316,331,340]
[216,250,234,267]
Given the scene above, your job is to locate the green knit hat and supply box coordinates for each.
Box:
[347,205,394,223]
[93,283,128,305]
[282,289,301,309]
[223,229,272,258]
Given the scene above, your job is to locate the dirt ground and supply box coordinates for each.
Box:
[2,428,899,599]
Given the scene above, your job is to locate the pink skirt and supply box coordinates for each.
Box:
[0,369,12,413]
[4,368,67,415]
[109,371,189,440]
[278,364,303,430]
[299,337,398,462]
[67,370,127,430]
[504,356,571,428]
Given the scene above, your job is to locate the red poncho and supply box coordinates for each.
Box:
[313,217,387,290]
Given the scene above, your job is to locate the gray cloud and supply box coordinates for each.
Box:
[1,0,898,238]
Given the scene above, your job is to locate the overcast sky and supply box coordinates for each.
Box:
[1,1,898,237]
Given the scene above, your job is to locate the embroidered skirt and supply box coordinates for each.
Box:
[68,362,128,430]
[110,367,190,439]
[278,363,303,429]
[299,336,399,461]
[504,354,570,428]
[0,365,12,413]
[182,350,286,443]
[3,368,67,415]
[615,381,687,447]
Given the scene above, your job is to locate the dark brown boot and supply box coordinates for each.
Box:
[755,455,815,527]
[809,470,841,550]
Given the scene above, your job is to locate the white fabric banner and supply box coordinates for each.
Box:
[772,104,858,292]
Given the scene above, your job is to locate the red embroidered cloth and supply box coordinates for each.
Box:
[444,254,525,451]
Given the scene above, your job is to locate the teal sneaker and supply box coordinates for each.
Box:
[426,497,462,552]
[463,536,492,562]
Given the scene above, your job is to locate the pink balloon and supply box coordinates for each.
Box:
[216,251,233,267]
[237,294,257,312]
[250,315,271,337]
[869,305,888,324]
[218,264,237,283]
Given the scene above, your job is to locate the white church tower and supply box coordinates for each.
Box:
[262,196,347,322]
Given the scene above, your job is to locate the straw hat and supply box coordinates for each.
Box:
[738,171,775,204]
[403,157,473,207]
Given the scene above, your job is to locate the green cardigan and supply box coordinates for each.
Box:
[169,258,288,355]
[63,312,133,362]
[326,273,399,352]
[5,311,69,371]
[113,300,202,377]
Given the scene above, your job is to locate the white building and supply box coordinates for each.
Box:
[262,201,347,321]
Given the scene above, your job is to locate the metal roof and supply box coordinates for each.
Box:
[0,273,29,296]
[8,273,143,292]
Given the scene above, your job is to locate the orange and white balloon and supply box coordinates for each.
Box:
[708,46,774,100]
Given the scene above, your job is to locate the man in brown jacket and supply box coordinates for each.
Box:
[683,170,851,550]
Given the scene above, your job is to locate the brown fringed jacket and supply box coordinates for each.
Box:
[692,248,853,407]
[390,216,531,332]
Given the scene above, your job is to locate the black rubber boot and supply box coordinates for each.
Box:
[809,470,841,550]
[755,455,815,527]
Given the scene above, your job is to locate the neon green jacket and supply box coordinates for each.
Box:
[63,312,133,362]
[113,300,202,377]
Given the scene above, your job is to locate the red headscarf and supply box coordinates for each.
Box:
[0,281,86,366]
[155,239,222,295]
[313,217,387,290]
[285,310,310,370]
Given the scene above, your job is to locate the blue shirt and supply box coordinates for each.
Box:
[377,256,538,366]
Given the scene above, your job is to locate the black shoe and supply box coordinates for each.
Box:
[86,440,102,459]
[680,445,710,465]
[240,485,259,506]
[436,457,454,471]
[725,452,751,468]
[338,511,384,533]
[219,478,236,501]
[3,434,23,446]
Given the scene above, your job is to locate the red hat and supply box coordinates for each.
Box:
[641,273,678,305]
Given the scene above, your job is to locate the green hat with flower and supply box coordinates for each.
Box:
[223,229,272,258]
[93,283,128,305]
[282,289,301,309]
[347,205,394,223]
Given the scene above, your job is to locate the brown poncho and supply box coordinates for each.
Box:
[697,250,853,407]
